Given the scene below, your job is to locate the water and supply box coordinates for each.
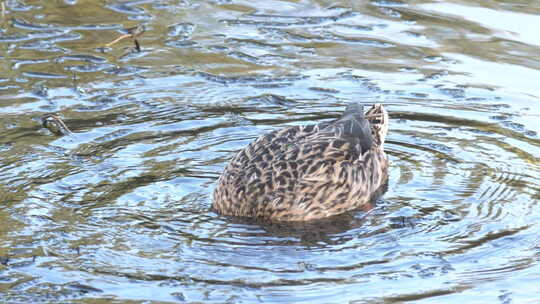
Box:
[0,0,539,302]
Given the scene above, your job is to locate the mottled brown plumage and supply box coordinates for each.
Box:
[213,103,389,221]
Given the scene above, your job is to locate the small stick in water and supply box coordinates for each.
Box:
[105,24,145,52]
[105,34,131,47]
[42,114,72,136]
[72,71,78,90]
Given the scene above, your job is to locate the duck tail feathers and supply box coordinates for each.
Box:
[336,103,373,153]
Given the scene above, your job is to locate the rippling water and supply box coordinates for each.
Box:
[1,0,539,303]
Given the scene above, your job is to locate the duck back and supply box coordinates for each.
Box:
[213,103,389,221]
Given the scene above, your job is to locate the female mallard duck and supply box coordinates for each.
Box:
[213,103,389,221]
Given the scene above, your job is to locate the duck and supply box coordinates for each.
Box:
[213,103,389,221]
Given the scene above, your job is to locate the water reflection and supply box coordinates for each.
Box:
[0,0,539,303]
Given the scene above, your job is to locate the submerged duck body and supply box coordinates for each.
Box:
[213,103,389,221]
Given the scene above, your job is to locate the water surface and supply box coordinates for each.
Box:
[0,0,539,303]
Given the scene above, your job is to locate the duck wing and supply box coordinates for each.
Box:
[214,103,381,220]
[242,131,385,220]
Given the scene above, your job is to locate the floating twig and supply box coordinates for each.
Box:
[72,70,78,90]
[1,2,5,19]
[105,24,145,52]
[42,114,72,136]
[105,34,131,47]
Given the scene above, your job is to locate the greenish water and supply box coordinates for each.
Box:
[0,0,539,303]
